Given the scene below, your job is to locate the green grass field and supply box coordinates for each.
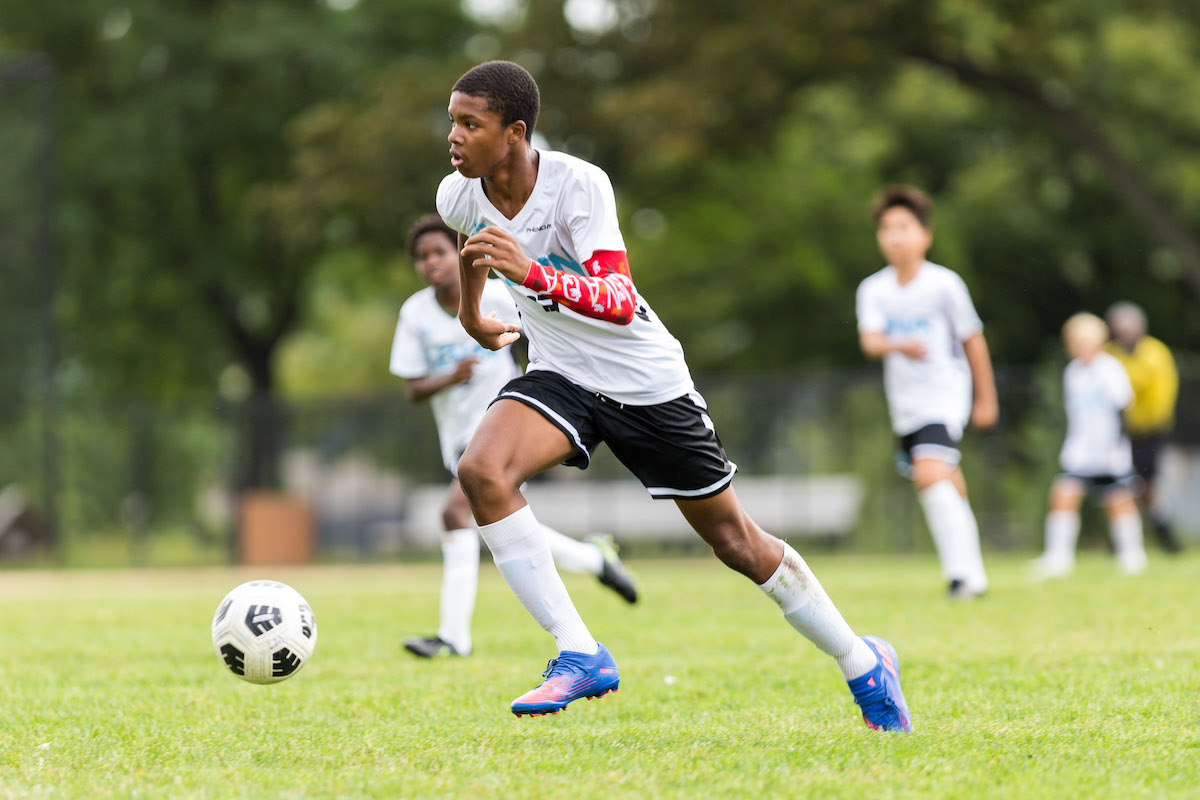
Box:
[1,553,1196,799]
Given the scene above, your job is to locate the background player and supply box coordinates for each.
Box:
[1104,301,1181,553]
[440,60,910,732]
[1034,312,1147,578]
[389,214,637,659]
[856,185,997,600]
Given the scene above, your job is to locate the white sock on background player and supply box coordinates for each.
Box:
[541,525,605,575]
[919,480,985,588]
[1041,509,1080,573]
[477,505,598,655]
[436,528,479,654]
[1110,511,1147,574]
[758,542,878,680]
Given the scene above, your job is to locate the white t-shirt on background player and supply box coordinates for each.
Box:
[856,262,983,439]
[1060,352,1134,477]
[436,148,693,406]
[389,279,520,472]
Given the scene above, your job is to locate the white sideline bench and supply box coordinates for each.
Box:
[397,475,862,550]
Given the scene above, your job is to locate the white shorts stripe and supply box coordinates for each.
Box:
[646,461,738,499]
[909,443,961,465]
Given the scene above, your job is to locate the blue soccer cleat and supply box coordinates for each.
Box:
[847,635,912,733]
[511,643,620,717]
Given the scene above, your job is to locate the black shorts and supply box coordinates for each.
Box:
[491,370,737,500]
[895,423,961,478]
[1130,433,1165,480]
[1057,473,1138,496]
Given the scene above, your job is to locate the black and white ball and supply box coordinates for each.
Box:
[211,580,317,684]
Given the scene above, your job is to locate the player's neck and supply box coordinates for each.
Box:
[482,147,539,220]
[892,258,925,284]
[434,284,460,315]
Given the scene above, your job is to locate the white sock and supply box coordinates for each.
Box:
[541,525,604,575]
[477,505,597,655]
[918,480,982,586]
[436,528,479,655]
[1110,511,1147,574]
[1043,510,1080,568]
[953,493,988,591]
[758,541,878,680]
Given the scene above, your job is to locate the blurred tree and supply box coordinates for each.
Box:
[0,0,471,489]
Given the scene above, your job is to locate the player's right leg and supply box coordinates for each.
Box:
[457,391,617,716]
[1033,477,1084,579]
[405,478,478,659]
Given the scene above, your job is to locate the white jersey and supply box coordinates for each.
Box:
[436,149,693,405]
[389,279,520,472]
[1060,352,1134,476]
[856,262,983,438]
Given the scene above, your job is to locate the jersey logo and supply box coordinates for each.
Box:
[535,296,561,313]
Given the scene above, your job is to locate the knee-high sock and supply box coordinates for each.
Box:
[1110,511,1147,574]
[436,528,479,655]
[758,542,878,680]
[541,525,604,575]
[1043,509,1080,567]
[919,480,986,587]
[477,505,597,655]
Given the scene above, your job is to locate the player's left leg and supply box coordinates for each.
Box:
[1104,486,1147,575]
[912,457,989,598]
[675,488,911,733]
[542,527,639,604]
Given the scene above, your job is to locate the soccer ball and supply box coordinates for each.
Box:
[211,580,317,684]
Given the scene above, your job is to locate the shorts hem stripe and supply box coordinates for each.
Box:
[646,462,737,500]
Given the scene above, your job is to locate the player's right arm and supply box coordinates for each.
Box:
[457,231,521,351]
[855,278,926,360]
[405,358,479,403]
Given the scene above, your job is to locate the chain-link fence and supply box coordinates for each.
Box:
[5,361,1198,567]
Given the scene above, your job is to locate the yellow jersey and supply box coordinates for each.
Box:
[1104,335,1178,434]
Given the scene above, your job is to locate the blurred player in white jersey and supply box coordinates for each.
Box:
[389,214,637,659]
[856,185,997,600]
[438,60,910,731]
[1033,312,1147,578]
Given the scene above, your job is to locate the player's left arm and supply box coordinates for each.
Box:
[460,227,637,324]
[963,332,998,429]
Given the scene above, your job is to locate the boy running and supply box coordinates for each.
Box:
[439,60,910,731]
[856,185,997,599]
[389,214,637,659]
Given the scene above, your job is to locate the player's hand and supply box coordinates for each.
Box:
[450,358,480,384]
[971,396,999,430]
[896,339,927,359]
[464,311,521,351]
[460,227,531,284]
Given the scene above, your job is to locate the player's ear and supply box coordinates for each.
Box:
[508,120,526,145]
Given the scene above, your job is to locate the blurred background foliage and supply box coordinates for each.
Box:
[1,0,1199,557]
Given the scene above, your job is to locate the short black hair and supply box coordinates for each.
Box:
[452,60,540,143]
[872,185,933,229]
[406,214,457,259]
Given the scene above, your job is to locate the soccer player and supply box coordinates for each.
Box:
[438,60,910,732]
[856,186,997,600]
[1034,313,1147,577]
[389,214,638,659]
[1104,301,1181,553]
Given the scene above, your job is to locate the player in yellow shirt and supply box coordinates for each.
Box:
[1104,302,1181,552]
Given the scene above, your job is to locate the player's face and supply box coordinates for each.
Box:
[413,231,459,292]
[447,92,520,179]
[876,206,932,267]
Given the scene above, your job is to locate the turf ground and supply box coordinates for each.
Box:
[0,554,1196,799]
